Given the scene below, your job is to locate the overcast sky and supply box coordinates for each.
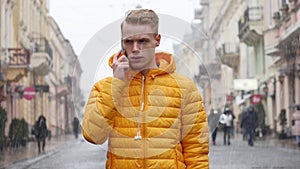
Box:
[49,0,199,99]
[49,0,197,53]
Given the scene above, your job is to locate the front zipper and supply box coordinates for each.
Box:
[134,75,145,141]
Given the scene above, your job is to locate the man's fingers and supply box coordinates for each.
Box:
[117,64,129,69]
[112,59,129,69]
[113,50,122,63]
[119,55,128,62]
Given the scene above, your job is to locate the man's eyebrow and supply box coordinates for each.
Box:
[123,36,152,40]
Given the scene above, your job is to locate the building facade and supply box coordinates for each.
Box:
[0,0,83,139]
[191,0,300,136]
[264,0,300,134]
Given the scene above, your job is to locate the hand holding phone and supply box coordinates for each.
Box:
[112,50,129,80]
[121,49,128,57]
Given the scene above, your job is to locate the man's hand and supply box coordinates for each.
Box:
[112,50,129,80]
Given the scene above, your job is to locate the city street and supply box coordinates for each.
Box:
[1,0,300,169]
[4,134,300,169]
[209,135,300,169]
[7,137,107,169]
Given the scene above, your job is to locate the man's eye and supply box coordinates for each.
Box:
[138,39,147,44]
[124,40,133,44]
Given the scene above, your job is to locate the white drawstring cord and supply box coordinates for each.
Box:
[134,75,145,141]
[134,98,144,140]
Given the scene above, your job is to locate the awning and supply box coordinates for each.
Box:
[233,79,258,90]
[235,93,252,106]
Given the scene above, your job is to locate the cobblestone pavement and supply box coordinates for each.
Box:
[0,134,77,169]
[7,138,106,169]
[1,133,300,169]
[209,134,300,169]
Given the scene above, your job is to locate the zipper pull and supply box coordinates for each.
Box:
[134,132,142,140]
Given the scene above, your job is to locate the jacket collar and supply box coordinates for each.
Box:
[108,52,176,78]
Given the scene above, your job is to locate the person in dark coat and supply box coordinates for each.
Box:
[73,117,80,139]
[34,115,48,153]
[208,109,220,145]
[240,105,258,146]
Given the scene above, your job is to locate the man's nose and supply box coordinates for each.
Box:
[132,41,140,52]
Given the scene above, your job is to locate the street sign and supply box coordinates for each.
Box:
[23,87,36,100]
[34,85,49,92]
[251,94,262,106]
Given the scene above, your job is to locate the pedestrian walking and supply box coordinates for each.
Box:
[240,105,258,146]
[33,115,48,153]
[219,107,233,145]
[292,105,300,147]
[208,109,220,145]
[239,106,248,140]
[82,9,209,169]
[229,109,236,137]
[73,117,80,139]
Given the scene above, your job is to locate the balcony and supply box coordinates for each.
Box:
[220,43,240,68]
[264,26,280,57]
[200,0,209,6]
[206,61,222,80]
[64,75,73,93]
[5,48,30,82]
[275,3,300,57]
[238,6,264,46]
[30,37,53,76]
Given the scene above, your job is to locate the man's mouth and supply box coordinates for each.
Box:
[130,56,143,62]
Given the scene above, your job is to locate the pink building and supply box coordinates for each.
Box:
[264,0,300,134]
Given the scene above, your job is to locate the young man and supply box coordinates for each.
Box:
[82,9,209,169]
[240,105,258,146]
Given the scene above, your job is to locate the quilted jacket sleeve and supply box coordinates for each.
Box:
[82,77,125,144]
[181,82,209,169]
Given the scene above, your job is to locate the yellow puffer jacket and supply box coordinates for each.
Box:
[82,52,209,169]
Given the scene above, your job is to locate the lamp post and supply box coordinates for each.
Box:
[0,53,5,102]
[296,64,300,79]
[0,47,4,88]
[0,73,4,89]
[0,73,4,103]
[278,73,285,84]
[263,83,268,97]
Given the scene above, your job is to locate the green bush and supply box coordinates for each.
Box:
[0,106,7,150]
[255,102,266,129]
[9,118,29,147]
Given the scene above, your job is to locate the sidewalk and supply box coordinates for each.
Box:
[255,135,300,150]
[210,133,300,169]
[1,132,299,168]
[0,134,78,169]
[219,132,300,150]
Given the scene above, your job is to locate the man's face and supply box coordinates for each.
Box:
[122,23,161,71]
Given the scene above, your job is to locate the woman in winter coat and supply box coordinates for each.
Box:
[219,108,233,145]
[34,115,47,153]
[82,9,209,169]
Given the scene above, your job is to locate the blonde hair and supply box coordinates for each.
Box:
[121,9,159,34]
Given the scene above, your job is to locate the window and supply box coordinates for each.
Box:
[268,0,272,27]
[281,0,287,5]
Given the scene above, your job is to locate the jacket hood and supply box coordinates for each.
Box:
[108,52,176,76]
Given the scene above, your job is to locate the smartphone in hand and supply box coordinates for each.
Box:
[113,49,129,80]
[121,49,127,57]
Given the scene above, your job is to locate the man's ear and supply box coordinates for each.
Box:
[155,34,161,47]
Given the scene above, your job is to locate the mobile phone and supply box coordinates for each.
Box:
[121,39,128,57]
[121,49,127,57]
